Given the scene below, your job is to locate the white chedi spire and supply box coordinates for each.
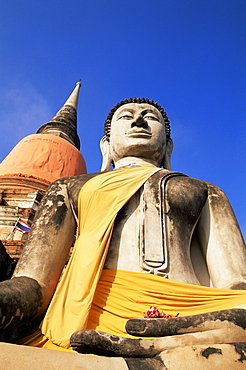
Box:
[64,81,82,111]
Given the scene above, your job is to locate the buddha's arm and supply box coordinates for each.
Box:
[197,183,246,291]
[0,179,77,330]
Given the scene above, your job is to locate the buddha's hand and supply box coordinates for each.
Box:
[126,308,246,337]
[70,309,246,358]
[0,276,43,330]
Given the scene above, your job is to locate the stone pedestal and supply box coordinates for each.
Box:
[0,342,128,370]
[0,342,245,369]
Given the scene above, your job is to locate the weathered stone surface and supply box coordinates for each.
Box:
[0,316,42,343]
[159,342,246,369]
[125,356,166,369]
[70,325,246,358]
[1,341,245,370]
[70,330,158,357]
[126,309,246,337]
[0,276,43,330]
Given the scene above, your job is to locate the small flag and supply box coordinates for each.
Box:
[14,219,31,234]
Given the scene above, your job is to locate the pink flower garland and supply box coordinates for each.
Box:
[144,306,179,318]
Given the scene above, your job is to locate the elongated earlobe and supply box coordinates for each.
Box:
[100,136,112,172]
[162,138,173,170]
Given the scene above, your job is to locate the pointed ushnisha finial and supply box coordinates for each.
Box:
[36,82,81,150]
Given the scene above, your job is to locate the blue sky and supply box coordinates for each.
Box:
[0,0,245,238]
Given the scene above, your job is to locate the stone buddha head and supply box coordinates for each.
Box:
[100,98,173,171]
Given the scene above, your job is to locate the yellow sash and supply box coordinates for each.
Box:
[21,269,246,350]
[41,166,160,348]
[87,269,246,338]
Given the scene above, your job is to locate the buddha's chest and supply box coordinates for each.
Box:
[104,174,208,281]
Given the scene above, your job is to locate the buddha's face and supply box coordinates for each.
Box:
[109,103,167,166]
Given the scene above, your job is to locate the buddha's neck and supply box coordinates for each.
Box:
[114,157,160,170]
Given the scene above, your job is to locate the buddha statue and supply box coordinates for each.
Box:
[0,98,245,364]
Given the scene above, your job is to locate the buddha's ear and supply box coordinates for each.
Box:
[100,136,112,172]
[162,138,173,170]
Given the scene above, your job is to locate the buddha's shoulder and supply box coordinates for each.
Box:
[161,170,224,197]
[43,172,100,201]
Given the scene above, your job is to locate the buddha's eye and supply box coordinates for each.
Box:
[144,115,159,121]
[118,114,133,120]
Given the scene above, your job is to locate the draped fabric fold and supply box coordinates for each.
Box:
[41,166,160,348]
[87,269,246,338]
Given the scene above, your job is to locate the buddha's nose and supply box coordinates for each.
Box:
[132,115,148,128]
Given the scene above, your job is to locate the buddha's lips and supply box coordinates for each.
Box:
[125,128,152,138]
